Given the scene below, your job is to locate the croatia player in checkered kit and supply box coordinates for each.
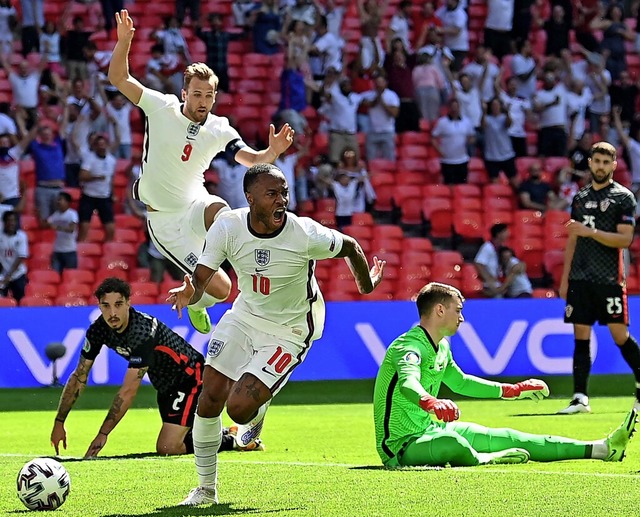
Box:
[50,278,264,458]
[559,141,640,414]
[108,9,294,335]
[169,164,386,506]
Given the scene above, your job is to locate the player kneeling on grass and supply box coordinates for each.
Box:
[373,282,638,467]
[50,278,264,458]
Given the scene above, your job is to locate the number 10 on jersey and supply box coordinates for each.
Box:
[251,274,271,295]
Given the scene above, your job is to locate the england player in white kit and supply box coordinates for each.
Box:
[169,164,385,506]
[108,9,295,335]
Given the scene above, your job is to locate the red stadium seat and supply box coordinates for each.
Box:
[62,269,95,285]
[29,270,61,284]
[316,198,336,213]
[399,198,424,226]
[422,184,452,199]
[114,228,139,243]
[103,242,138,257]
[341,225,373,240]
[129,295,157,305]
[55,296,89,307]
[0,297,17,307]
[404,237,433,253]
[129,268,153,283]
[433,250,464,267]
[453,211,484,240]
[114,214,144,230]
[461,263,484,298]
[130,282,160,297]
[314,211,337,228]
[25,283,58,299]
[20,296,53,307]
[351,213,374,226]
[532,288,558,298]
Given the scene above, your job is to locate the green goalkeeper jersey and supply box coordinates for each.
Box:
[373,325,503,465]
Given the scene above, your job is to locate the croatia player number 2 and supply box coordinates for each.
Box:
[172,391,185,411]
[181,144,193,162]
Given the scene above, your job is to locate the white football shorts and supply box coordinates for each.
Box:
[146,195,226,274]
[205,308,317,395]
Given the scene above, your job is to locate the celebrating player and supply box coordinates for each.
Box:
[168,164,385,505]
[50,278,264,459]
[108,9,294,335]
[558,141,640,414]
[373,282,637,467]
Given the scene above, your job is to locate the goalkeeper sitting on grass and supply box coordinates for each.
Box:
[373,282,638,467]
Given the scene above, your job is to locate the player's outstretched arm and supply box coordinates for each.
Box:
[84,367,147,458]
[501,379,550,401]
[235,124,295,166]
[335,236,385,294]
[51,356,94,455]
[167,265,216,318]
[108,9,144,105]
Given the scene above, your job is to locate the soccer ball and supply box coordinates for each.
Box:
[16,458,71,511]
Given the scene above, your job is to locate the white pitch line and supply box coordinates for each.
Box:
[3,453,640,479]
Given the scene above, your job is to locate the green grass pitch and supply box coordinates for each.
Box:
[2,381,640,516]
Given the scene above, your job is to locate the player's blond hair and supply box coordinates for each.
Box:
[590,141,617,161]
[416,282,464,317]
[183,63,218,91]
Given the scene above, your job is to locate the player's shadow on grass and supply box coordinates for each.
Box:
[100,504,305,516]
[53,452,161,463]
[512,410,626,417]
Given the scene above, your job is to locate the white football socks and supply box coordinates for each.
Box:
[193,414,222,489]
[591,441,608,460]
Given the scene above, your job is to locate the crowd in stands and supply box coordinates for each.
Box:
[2,0,640,307]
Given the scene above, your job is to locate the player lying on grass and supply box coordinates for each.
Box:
[50,278,264,458]
[373,282,638,467]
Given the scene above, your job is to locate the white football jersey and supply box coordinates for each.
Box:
[0,229,28,281]
[136,88,244,212]
[199,208,344,332]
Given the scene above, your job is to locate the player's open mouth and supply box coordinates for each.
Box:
[273,208,285,223]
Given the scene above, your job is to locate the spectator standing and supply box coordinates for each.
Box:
[484,0,513,59]
[413,1,441,51]
[613,106,640,191]
[1,52,46,129]
[510,39,537,101]
[317,74,363,164]
[533,73,568,157]
[0,211,28,303]
[195,14,242,93]
[435,0,469,72]
[361,72,400,162]
[498,247,533,298]
[321,171,364,230]
[568,131,593,175]
[512,0,534,45]
[386,0,412,53]
[320,0,346,39]
[0,102,17,145]
[462,45,500,104]
[336,147,375,213]
[39,20,63,76]
[78,135,117,242]
[105,93,133,159]
[99,0,124,36]
[153,15,192,63]
[591,4,634,81]
[584,54,611,136]
[474,223,509,298]
[541,4,570,57]
[247,0,283,56]
[451,72,483,157]
[46,191,78,274]
[432,98,475,184]
[211,151,249,210]
[19,0,43,56]
[610,71,639,126]
[60,15,92,80]
[497,76,531,158]
[176,0,200,25]
[0,0,16,56]
[412,50,445,123]
[0,131,28,212]
[308,15,344,81]
[384,43,418,133]
[573,0,600,52]
[482,97,517,186]
[358,0,387,70]
[566,79,593,143]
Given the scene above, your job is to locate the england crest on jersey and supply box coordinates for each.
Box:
[186,122,200,138]
[255,249,270,266]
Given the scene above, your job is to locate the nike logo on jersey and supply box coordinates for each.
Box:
[261,366,277,377]
[167,413,181,417]
[255,268,268,273]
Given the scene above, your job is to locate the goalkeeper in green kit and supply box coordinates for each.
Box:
[373,282,638,467]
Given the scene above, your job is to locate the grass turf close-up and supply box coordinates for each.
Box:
[2,381,640,516]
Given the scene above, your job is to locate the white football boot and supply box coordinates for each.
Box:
[178,486,218,506]
[557,393,591,414]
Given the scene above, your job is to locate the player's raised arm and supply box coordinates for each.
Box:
[108,9,144,105]
[168,265,217,318]
[50,356,95,455]
[334,235,385,294]
[84,366,148,458]
[235,124,295,166]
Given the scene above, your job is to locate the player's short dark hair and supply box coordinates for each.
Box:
[184,62,218,91]
[243,163,282,193]
[416,282,464,317]
[490,223,508,238]
[590,141,617,160]
[94,277,131,301]
[58,191,72,204]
